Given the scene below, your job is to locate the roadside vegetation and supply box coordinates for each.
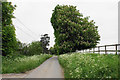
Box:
[2,39,52,74]
[2,54,52,74]
[1,2,52,74]
[59,53,118,79]
[2,2,118,78]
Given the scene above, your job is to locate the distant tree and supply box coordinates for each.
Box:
[27,41,43,55]
[16,40,27,53]
[19,41,44,56]
[49,47,57,55]
[20,44,29,55]
[51,5,100,54]
[40,34,50,54]
[17,40,23,50]
[2,2,18,56]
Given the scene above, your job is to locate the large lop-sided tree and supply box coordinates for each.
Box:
[51,5,100,54]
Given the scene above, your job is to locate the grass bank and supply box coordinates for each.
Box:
[2,54,52,74]
[58,53,118,79]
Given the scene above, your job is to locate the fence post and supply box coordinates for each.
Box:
[115,44,117,55]
[90,49,91,53]
[105,46,107,54]
[93,48,95,53]
[98,47,100,53]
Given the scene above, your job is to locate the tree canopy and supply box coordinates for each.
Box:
[51,5,100,54]
[2,2,18,56]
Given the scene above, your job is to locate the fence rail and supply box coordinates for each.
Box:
[80,44,120,55]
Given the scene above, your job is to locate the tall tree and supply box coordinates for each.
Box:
[40,34,50,53]
[2,2,17,56]
[51,5,100,54]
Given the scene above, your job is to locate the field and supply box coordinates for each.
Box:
[58,53,119,79]
[2,54,52,74]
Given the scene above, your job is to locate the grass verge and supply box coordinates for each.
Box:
[2,54,52,74]
[58,53,118,79]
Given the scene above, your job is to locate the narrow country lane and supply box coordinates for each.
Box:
[24,56,64,78]
[2,56,64,78]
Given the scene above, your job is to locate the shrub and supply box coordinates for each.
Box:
[2,54,52,73]
[59,53,118,78]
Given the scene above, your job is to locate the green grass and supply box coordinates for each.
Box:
[58,53,119,79]
[0,54,2,74]
[2,54,52,74]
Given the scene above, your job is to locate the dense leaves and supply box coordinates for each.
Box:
[49,47,57,55]
[51,5,100,54]
[19,41,43,56]
[2,2,18,56]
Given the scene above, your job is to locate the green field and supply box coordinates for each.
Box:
[2,54,52,74]
[59,53,119,79]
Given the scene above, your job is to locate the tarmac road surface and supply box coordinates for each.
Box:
[24,56,64,78]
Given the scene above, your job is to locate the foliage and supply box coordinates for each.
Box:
[17,39,23,50]
[0,54,1,74]
[28,41,43,55]
[20,41,44,56]
[2,54,52,73]
[2,2,18,56]
[40,34,50,54]
[49,47,57,55]
[59,53,118,79]
[51,5,100,54]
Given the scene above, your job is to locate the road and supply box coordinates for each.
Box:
[2,56,64,78]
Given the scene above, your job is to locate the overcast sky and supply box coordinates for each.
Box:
[7,0,119,48]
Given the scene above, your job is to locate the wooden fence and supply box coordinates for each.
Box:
[80,44,120,55]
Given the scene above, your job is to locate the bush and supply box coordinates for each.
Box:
[2,54,52,73]
[59,53,118,79]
